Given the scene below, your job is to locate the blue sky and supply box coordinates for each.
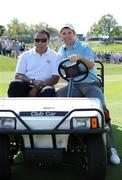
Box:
[0,0,121,35]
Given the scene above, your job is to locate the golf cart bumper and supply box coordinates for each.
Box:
[0,106,107,135]
[0,97,107,149]
[0,127,108,134]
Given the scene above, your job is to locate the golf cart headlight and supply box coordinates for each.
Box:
[71,116,99,129]
[72,117,90,128]
[0,117,16,129]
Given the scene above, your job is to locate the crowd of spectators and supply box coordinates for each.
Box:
[94,52,122,64]
[0,39,122,64]
[0,39,31,58]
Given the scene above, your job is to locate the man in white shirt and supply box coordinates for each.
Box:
[8,29,60,97]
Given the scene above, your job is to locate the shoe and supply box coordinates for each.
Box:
[109,147,120,165]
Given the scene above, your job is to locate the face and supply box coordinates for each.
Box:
[60,28,76,47]
[34,32,49,54]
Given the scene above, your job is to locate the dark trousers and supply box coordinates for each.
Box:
[8,80,56,97]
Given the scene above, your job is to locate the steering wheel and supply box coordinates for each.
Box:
[58,58,89,82]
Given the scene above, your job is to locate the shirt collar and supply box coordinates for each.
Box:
[63,38,79,50]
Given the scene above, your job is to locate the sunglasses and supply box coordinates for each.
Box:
[34,38,48,43]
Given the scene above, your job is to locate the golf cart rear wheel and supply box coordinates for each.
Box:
[84,135,107,180]
[0,135,11,180]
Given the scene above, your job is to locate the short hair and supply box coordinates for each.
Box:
[35,29,50,40]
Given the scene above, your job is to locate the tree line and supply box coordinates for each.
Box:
[0,18,59,40]
[0,14,122,40]
[87,14,122,40]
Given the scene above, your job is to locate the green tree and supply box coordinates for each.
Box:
[28,24,36,36]
[6,18,59,39]
[111,25,122,38]
[7,18,20,38]
[89,14,122,39]
[18,23,29,35]
[7,18,30,39]
[0,25,6,36]
[45,24,59,37]
[88,23,101,38]
[31,23,59,37]
[34,22,45,31]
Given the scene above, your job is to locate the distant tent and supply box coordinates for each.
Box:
[76,34,84,41]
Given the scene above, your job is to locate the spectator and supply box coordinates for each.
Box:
[5,39,12,57]
[1,40,6,56]
[19,42,25,53]
[11,40,17,59]
[0,40,2,55]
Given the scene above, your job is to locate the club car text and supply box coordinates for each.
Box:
[31,111,56,116]
[19,111,68,117]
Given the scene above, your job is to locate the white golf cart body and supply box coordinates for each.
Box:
[0,61,108,180]
[0,97,106,149]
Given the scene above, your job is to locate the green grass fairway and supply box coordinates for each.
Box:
[88,41,122,53]
[0,55,122,180]
[0,55,17,97]
[0,55,17,71]
[0,71,15,96]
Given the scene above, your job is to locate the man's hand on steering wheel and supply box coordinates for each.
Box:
[68,54,94,70]
[68,54,82,62]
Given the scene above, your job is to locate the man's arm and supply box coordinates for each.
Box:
[37,75,60,89]
[68,55,94,69]
[77,56,94,69]
[15,73,33,84]
[15,73,59,88]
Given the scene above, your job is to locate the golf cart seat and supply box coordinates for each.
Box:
[95,60,104,92]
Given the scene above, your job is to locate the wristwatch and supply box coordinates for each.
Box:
[29,79,34,85]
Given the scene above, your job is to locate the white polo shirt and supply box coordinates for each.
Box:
[16,47,61,80]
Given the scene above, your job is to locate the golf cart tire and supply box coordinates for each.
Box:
[85,134,107,180]
[0,135,10,180]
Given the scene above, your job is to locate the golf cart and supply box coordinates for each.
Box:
[0,59,108,180]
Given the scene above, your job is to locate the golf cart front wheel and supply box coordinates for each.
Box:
[84,135,107,180]
[0,135,11,180]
